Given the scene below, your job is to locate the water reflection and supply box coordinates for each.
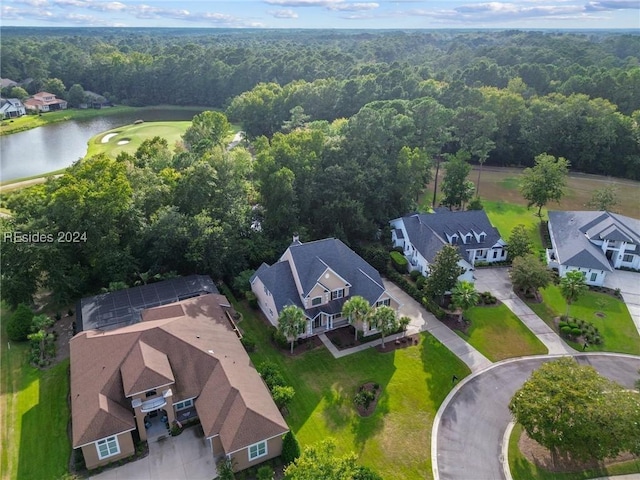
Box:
[0,108,203,182]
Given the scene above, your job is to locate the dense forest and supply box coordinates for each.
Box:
[1,28,639,305]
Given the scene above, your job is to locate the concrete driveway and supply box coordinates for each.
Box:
[604,270,640,336]
[433,354,640,480]
[90,427,217,480]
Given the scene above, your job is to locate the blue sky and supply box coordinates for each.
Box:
[2,0,639,29]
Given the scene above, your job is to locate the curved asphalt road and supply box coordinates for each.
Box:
[433,354,640,480]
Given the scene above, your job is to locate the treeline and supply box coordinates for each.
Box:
[1,28,638,114]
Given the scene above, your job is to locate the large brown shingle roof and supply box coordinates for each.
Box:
[70,293,288,450]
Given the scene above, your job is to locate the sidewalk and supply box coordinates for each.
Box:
[473,268,576,355]
[319,280,492,373]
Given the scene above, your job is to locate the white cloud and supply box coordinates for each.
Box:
[269,8,299,17]
[264,0,342,5]
[13,0,49,6]
[329,2,379,11]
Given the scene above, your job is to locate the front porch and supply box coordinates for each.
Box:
[311,317,348,335]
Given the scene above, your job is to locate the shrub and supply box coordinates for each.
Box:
[240,334,256,352]
[558,321,568,329]
[593,335,603,345]
[232,269,256,297]
[354,389,376,410]
[217,458,236,480]
[272,385,295,409]
[281,431,301,465]
[416,276,426,289]
[67,308,74,317]
[245,291,258,309]
[409,270,421,281]
[390,251,408,273]
[560,325,572,335]
[270,328,289,349]
[257,465,274,480]
[7,304,34,341]
[258,361,287,389]
[571,327,582,337]
[360,246,389,273]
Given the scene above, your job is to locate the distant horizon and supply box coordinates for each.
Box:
[2,0,639,30]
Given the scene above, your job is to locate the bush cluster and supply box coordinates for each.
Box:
[257,362,296,410]
[281,431,301,466]
[385,268,446,320]
[390,251,408,273]
[270,327,289,349]
[479,291,497,305]
[240,334,256,352]
[558,318,603,345]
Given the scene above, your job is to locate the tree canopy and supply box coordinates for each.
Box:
[509,358,640,462]
[520,153,570,216]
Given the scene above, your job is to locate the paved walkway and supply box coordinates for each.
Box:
[604,270,640,336]
[473,268,576,355]
[319,280,492,373]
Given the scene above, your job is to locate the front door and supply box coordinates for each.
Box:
[313,316,322,329]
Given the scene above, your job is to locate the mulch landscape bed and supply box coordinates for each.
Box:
[355,382,381,417]
[518,429,638,473]
[375,334,419,353]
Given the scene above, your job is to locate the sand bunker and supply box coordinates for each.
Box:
[117,139,130,145]
[101,133,118,143]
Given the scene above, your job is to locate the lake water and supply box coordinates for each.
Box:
[0,108,204,182]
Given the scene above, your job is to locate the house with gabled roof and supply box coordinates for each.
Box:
[0,98,26,119]
[24,91,67,112]
[250,236,401,337]
[390,210,507,282]
[70,293,288,472]
[546,211,640,285]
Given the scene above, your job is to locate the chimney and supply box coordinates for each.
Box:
[292,233,300,243]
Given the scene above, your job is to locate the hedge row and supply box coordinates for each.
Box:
[385,268,446,320]
[390,251,408,273]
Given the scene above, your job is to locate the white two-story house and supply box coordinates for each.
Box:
[546,211,640,286]
[250,237,401,337]
[390,210,507,282]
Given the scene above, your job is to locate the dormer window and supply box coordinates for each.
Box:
[479,233,486,242]
[311,297,322,306]
[465,234,471,244]
[331,289,344,300]
[451,235,458,245]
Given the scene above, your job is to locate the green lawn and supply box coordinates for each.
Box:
[231,294,471,480]
[509,423,640,480]
[1,304,71,480]
[483,200,545,250]
[85,121,193,158]
[454,304,548,361]
[526,286,640,355]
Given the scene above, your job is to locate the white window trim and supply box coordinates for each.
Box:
[311,296,322,306]
[331,289,344,300]
[174,398,194,411]
[96,435,120,460]
[248,440,268,461]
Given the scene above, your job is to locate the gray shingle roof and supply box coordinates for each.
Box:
[252,238,386,317]
[548,211,615,271]
[397,210,502,262]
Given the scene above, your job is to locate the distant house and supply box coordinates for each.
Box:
[70,292,289,472]
[0,98,26,119]
[24,91,68,112]
[390,210,507,282]
[251,236,400,337]
[0,78,18,89]
[546,211,640,286]
[82,90,110,109]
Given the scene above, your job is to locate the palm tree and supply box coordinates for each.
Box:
[277,305,307,354]
[342,296,372,342]
[559,270,588,319]
[451,281,480,324]
[369,306,398,348]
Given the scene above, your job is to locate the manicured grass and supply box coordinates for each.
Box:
[1,303,71,480]
[526,286,640,355]
[483,200,545,250]
[0,106,138,136]
[85,121,193,158]
[454,304,548,361]
[231,294,471,480]
[509,423,640,480]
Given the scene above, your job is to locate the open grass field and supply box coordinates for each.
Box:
[421,165,640,220]
[526,286,640,355]
[455,304,548,361]
[228,290,471,480]
[509,423,640,480]
[85,121,192,158]
[0,303,71,480]
[482,200,545,250]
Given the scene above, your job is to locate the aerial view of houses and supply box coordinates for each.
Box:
[1,19,640,480]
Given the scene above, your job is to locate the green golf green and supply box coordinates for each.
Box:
[86,121,191,158]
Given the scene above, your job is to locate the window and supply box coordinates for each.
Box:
[376,298,391,307]
[145,390,157,398]
[248,440,267,461]
[623,254,634,262]
[493,251,498,259]
[175,399,193,411]
[479,234,486,242]
[331,289,344,300]
[451,235,458,245]
[311,296,322,306]
[590,273,598,282]
[465,234,471,243]
[96,436,120,460]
